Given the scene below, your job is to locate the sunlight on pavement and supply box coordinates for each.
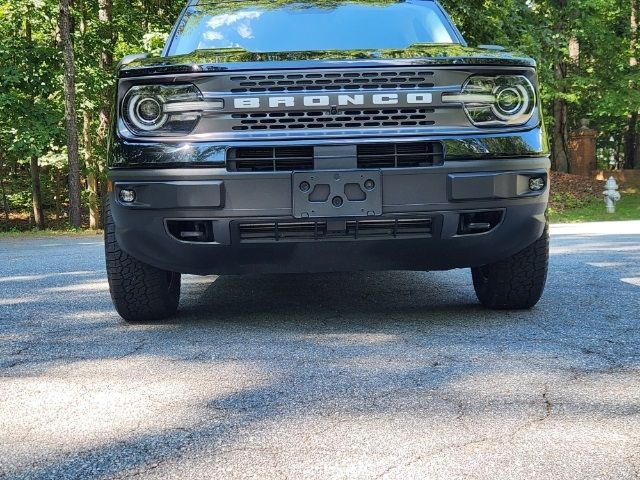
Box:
[0,271,101,283]
[0,357,270,472]
[46,281,110,293]
[551,221,640,236]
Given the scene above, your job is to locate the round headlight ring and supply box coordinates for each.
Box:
[127,94,169,132]
[491,83,530,121]
[496,87,523,114]
[137,97,163,123]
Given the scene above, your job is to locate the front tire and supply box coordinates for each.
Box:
[472,224,549,310]
[105,200,181,322]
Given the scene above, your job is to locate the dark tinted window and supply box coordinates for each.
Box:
[167,1,459,55]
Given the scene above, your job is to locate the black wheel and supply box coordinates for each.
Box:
[104,200,181,322]
[472,224,549,310]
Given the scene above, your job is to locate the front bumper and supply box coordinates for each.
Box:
[108,156,550,275]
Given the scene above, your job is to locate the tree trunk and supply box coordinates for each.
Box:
[0,159,9,222]
[95,0,115,229]
[30,156,45,230]
[550,2,571,175]
[24,18,45,228]
[59,0,82,228]
[569,36,580,65]
[97,0,114,142]
[624,112,638,169]
[54,168,63,221]
[83,111,99,229]
[552,57,570,173]
[626,0,639,169]
[552,97,570,173]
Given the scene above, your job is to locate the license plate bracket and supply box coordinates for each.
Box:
[292,170,382,218]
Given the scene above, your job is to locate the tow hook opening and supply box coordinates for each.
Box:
[166,220,216,243]
[457,211,503,236]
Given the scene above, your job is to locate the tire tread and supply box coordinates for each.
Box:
[472,224,549,309]
[104,200,180,322]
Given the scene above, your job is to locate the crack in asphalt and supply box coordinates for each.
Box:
[375,383,558,479]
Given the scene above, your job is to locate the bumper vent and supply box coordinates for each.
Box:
[358,142,444,168]
[166,220,215,243]
[227,146,314,172]
[228,142,444,172]
[231,108,435,132]
[457,211,503,236]
[228,70,435,93]
[237,217,433,243]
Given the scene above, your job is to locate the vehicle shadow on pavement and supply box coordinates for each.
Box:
[178,271,485,326]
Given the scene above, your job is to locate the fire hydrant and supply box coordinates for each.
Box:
[603,176,621,213]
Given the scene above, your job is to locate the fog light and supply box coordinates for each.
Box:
[119,189,136,203]
[529,177,546,192]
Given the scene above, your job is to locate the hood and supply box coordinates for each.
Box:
[118,45,536,78]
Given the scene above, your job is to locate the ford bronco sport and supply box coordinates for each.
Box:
[106,0,550,322]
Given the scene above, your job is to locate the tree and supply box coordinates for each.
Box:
[624,0,639,169]
[0,156,8,221]
[0,1,63,231]
[58,0,82,228]
[25,18,46,229]
[3,0,640,233]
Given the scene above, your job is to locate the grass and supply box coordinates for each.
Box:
[0,228,102,238]
[0,212,103,237]
[549,188,640,223]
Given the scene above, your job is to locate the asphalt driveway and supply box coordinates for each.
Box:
[1,222,639,479]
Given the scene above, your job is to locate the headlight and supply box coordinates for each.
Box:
[442,75,537,127]
[121,84,223,136]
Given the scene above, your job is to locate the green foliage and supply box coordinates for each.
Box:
[1,0,639,230]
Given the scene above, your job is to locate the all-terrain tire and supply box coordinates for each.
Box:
[471,224,549,310]
[104,200,181,322]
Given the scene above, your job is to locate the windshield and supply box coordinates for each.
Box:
[166,1,459,56]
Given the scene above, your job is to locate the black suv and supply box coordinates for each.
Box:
[106,0,550,321]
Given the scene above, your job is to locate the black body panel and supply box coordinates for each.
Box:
[107,0,550,276]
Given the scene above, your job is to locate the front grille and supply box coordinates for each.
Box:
[190,67,470,136]
[237,217,433,243]
[227,147,314,172]
[357,142,444,168]
[228,70,436,93]
[231,108,435,131]
[227,142,444,172]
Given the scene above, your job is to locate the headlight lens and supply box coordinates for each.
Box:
[122,84,222,136]
[443,75,537,127]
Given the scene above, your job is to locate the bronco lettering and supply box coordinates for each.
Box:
[232,92,434,109]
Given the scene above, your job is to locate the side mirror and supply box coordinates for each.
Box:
[116,53,150,70]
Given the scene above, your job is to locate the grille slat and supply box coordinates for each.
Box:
[238,218,433,243]
[232,108,435,131]
[357,142,444,169]
[228,70,435,93]
[227,142,444,172]
[228,147,314,172]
